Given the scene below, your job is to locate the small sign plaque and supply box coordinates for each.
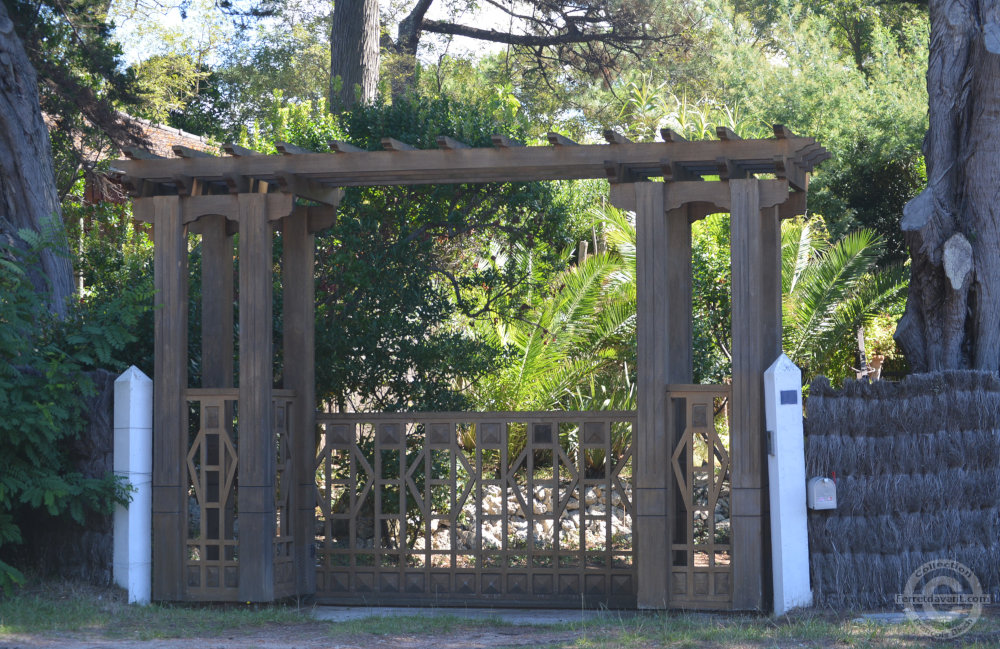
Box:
[780,389,798,405]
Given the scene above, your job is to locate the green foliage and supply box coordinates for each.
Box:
[0,233,137,591]
[244,93,590,411]
[692,214,733,384]
[781,218,908,381]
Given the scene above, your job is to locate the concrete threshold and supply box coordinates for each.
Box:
[312,606,627,626]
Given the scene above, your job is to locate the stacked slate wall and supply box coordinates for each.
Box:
[804,371,1000,609]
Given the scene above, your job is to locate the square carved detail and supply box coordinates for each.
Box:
[583,421,606,445]
[692,404,708,429]
[482,573,501,595]
[611,574,633,595]
[479,423,501,446]
[379,423,401,445]
[672,571,687,595]
[533,423,553,445]
[558,574,580,595]
[693,571,709,596]
[532,574,554,595]
[507,574,527,594]
[428,423,451,445]
[206,406,219,430]
[456,573,476,594]
[405,573,424,593]
[429,573,450,594]
[327,424,353,446]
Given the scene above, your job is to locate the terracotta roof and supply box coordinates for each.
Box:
[124,115,217,158]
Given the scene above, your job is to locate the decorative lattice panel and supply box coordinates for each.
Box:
[186,394,239,599]
[315,412,637,607]
[184,389,297,600]
[668,387,732,609]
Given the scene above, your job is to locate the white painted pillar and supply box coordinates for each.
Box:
[763,353,812,615]
[113,366,153,605]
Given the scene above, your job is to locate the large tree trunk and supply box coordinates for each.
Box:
[895,0,1000,372]
[329,0,380,109]
[0,5,73,317]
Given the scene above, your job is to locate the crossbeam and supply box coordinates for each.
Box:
[115,136,828,193]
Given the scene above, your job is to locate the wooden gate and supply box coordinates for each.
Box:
[313,411,637,607]
[666,385,733,609]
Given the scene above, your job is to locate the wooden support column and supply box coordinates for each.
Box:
[150,195,188,601]
[729,179,782,611]
[628,183,693,608]
[200,214,234,389]
[237,193,276,602]
[282,208,317,596]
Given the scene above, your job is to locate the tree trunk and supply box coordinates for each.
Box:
[895,0,1000,372]
[329,0,380,109]
[0,5,73,318]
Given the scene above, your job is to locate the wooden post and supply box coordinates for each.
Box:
[149,195,188,601]
[282,208,317,596]
[629,183,693,608]
[237,193,276,602]
[729,179,781,610]
[200,214,234,389]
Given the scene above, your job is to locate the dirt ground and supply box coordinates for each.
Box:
[0,623,587,649]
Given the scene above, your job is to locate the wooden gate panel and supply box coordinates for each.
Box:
[315,412,636,607]
[667,386,733,609]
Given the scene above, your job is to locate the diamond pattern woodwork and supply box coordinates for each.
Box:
[314,412,636,606]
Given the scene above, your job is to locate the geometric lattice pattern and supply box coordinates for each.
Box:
[185,393,239,600]
[315,411,637,607]
[184,389,297,600]
[668,387,733,608]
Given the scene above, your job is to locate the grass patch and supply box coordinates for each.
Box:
[1,578,997,648]
[0,579,311,641]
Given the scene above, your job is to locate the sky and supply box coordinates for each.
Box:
[109,0,507,67]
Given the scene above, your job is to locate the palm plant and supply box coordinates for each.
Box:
[781,219,907,380]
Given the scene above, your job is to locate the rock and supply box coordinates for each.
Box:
[588,503,606,515]
[585,487,599,505]
[566,497,580,510]
[532,500,548,515]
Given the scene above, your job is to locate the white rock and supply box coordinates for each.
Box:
[566,498,580,511]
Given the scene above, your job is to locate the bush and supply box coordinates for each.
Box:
[0,232,142,591]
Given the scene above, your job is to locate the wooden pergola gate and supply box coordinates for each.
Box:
[117,128,827,609]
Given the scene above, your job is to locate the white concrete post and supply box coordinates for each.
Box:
[763,353,812,615]
[113,366,153,605]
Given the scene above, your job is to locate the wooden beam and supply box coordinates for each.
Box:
[282,208,317,596]
[118,138,827,188]
[608,182,636,212]
[328,140,364,153]
[491,134,524,148]
[436,135,469,150]
[306,205,337,233]
[381,137,415,151]
[729,178,781,611]
[716,126,742,141]
[660,128,687,143]
[149,195,187,601]
[665,181,732,212]
[172,145,214,158]
[603,130,632,144]
[237,193,276,602]
[547,132,578,146]
[276,141,315,155]
[223,143,263,157]
[772,124,795,140]
[275,172,343,206]
[123,147,163,160]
